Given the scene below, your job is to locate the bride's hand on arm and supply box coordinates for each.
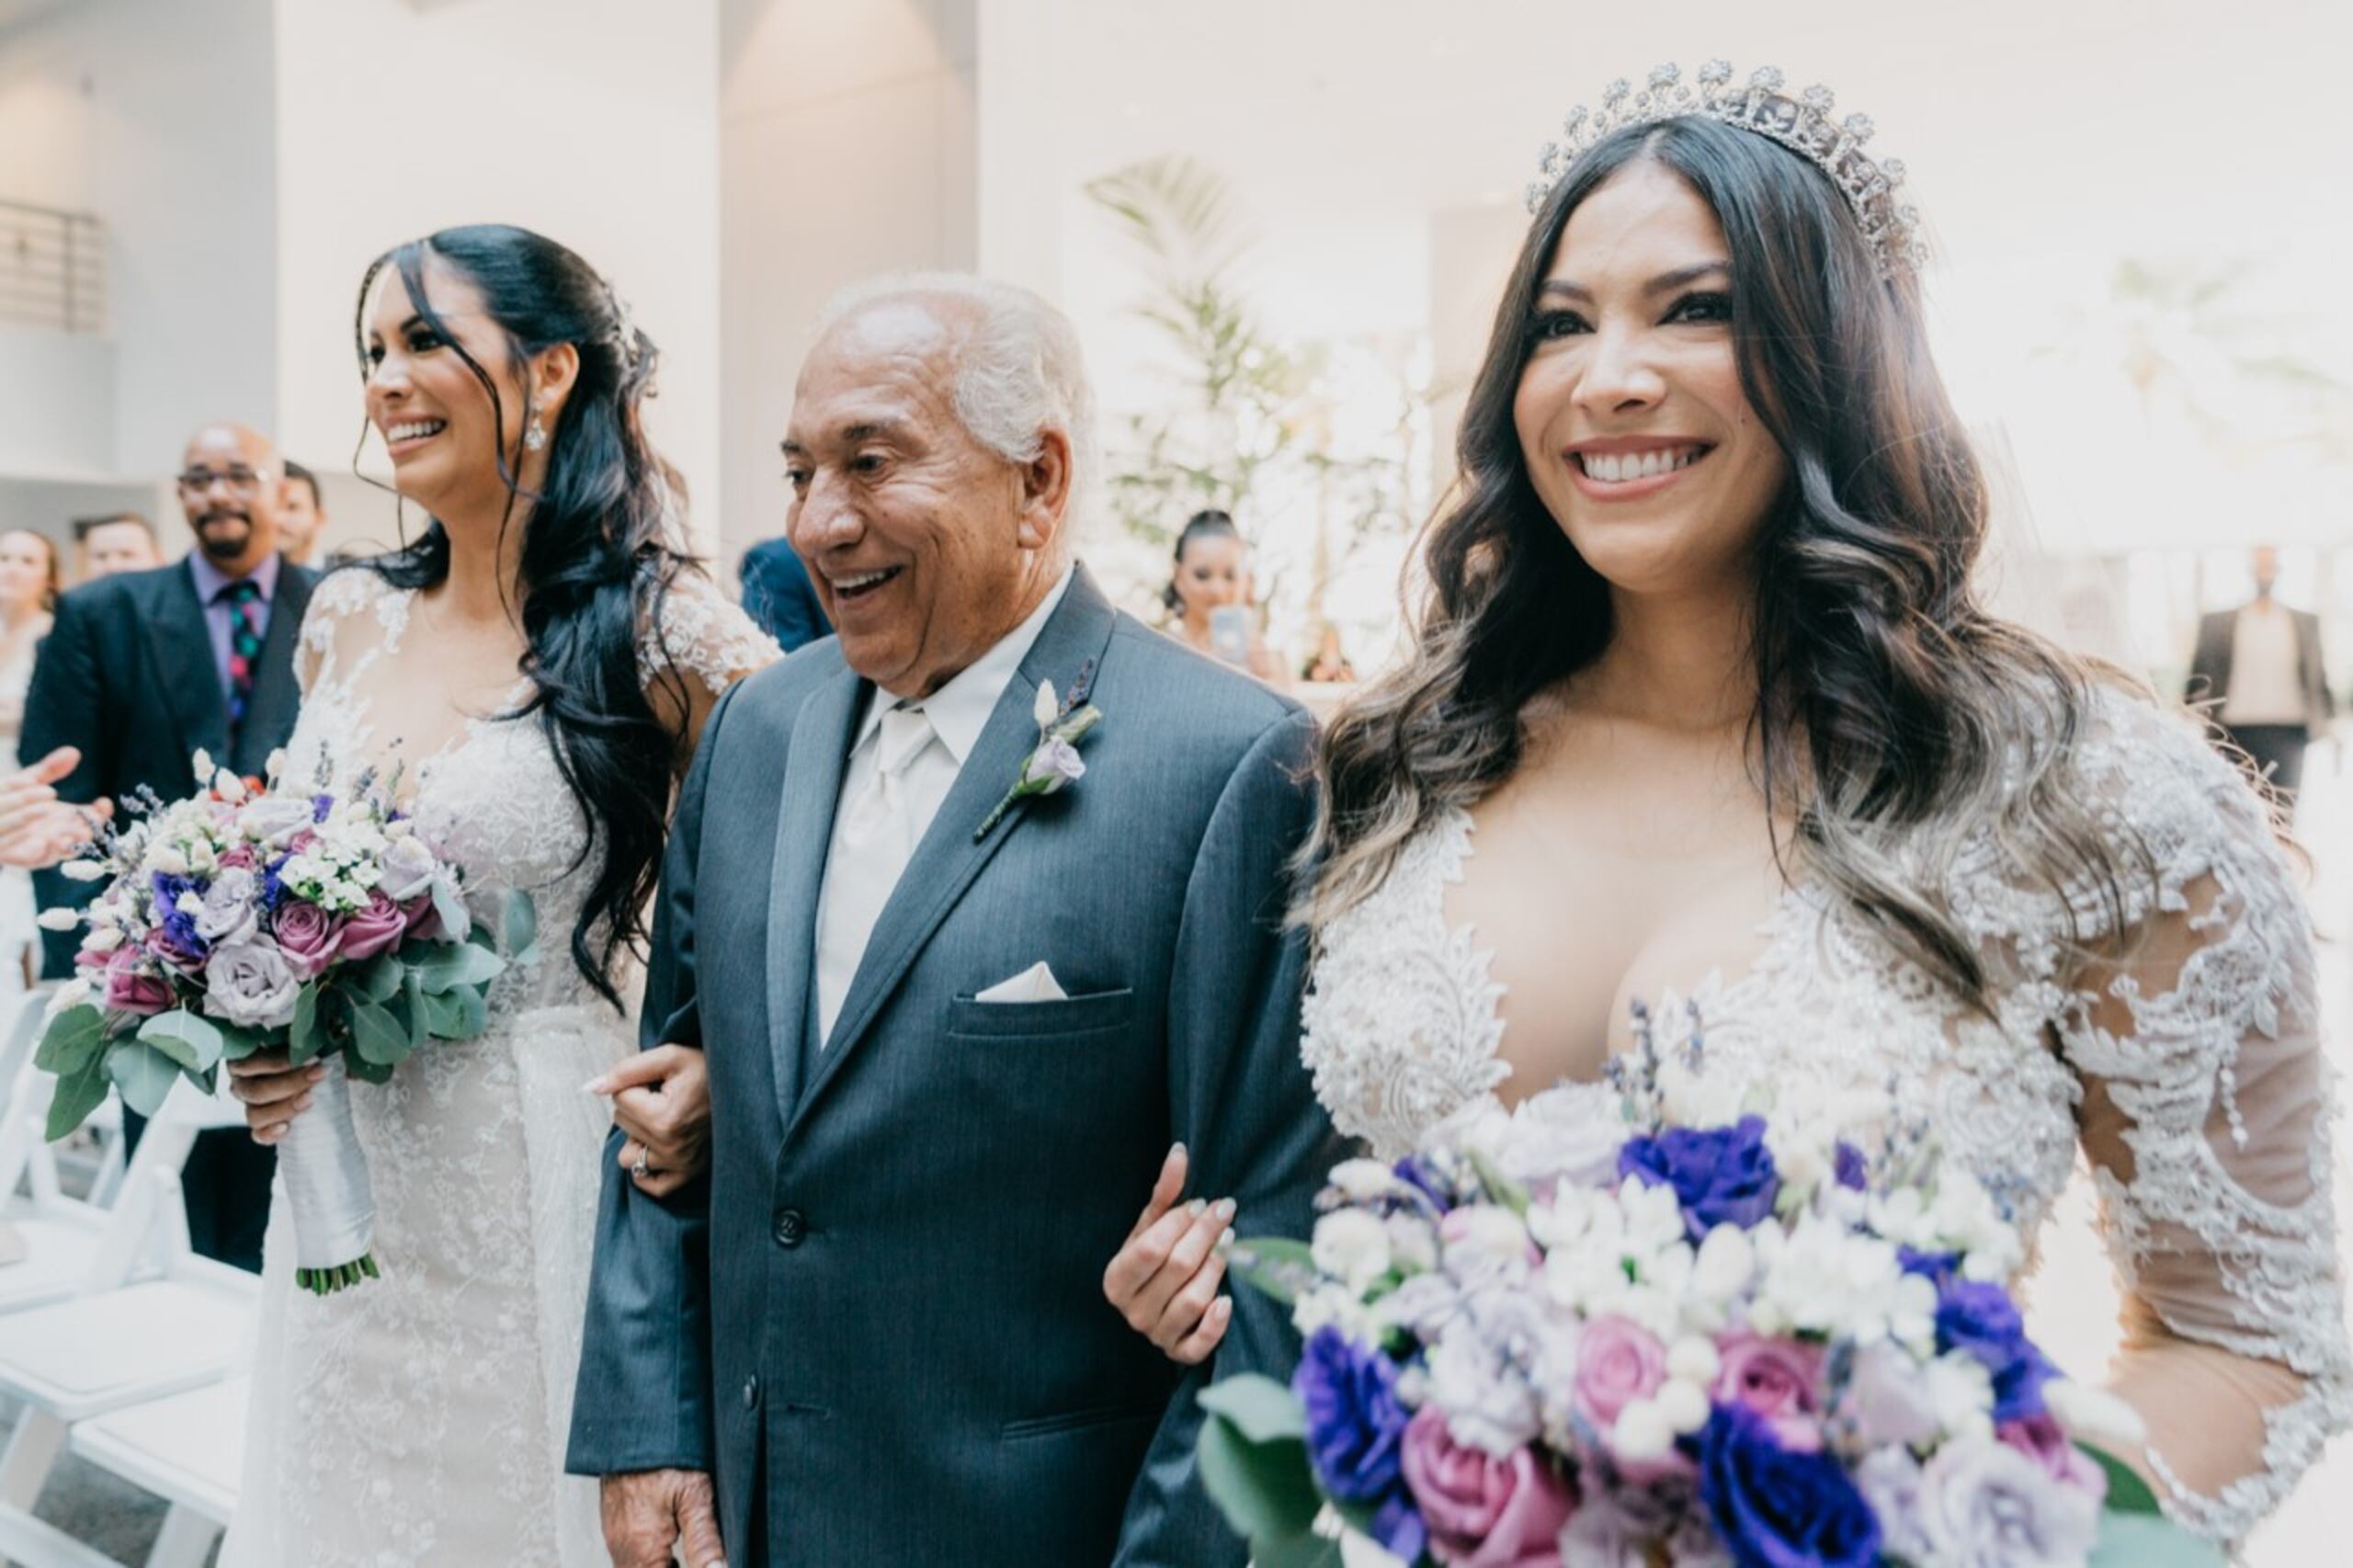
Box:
[587,1044,710,1198]
[225,1052,325,1142]
[1101,1142,1236,1365]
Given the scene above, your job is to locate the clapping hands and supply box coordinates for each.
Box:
[0,746,111,869]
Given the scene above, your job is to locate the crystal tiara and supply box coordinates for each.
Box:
[1525,60,1925,278]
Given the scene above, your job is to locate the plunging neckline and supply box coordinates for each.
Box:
[335,584,536,803]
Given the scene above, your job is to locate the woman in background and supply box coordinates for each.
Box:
[1163,507,1290,687]
[0,528,61,989]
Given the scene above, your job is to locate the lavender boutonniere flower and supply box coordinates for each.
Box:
[974,676,1104,842]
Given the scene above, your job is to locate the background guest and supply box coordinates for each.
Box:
[0,528,61,989]
[278,459,330,566]
[72,512,165,582]
[1162,508,1288,687]
[19,421,318,1271]
[2187,543,2336,808]
[1302,620,1356,684]
[738,533,831,652]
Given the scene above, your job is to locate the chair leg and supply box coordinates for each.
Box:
[0,1406,63,1512]
[145,1503,221,1568]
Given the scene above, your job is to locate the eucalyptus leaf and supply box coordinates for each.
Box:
[1197,1375,1309,1445]
[429,877,469,947]
[417,942,505,994]
[1196,1394,1323,1546]
[1226,1237,1318,1308]
[44,1051,111,1142]
[2080,1444,2161,1516]
[1251,1531,1343,1568]
[289,984,323,1065]
[402,966,427,1049]
[503,889,539,963]
[2090,1512,2224,1566]
[32,1003,106,1075]
[214,1021,264,1062]
[345,1052,395,1085]
[137,1009,226,1072]
[358,956,404,1004]
[422,988,469,1038]
[349,1000,409,1067]
[106,1039,181,1117]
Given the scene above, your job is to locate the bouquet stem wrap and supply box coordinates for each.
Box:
[278,1054,380,1293]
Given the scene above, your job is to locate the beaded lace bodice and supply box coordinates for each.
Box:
[1300,692,2347,1543]
[222,566,777,1567]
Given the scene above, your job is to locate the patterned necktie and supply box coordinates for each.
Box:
[224,579,266,738]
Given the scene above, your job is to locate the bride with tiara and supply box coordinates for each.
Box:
[1104,61,2346,1550]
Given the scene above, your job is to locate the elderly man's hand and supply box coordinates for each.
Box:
[586,1044,711,1199]
[600,1469,724,1568]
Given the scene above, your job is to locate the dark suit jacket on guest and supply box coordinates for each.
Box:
[737,537,830,653]
[567,565,1337,1566]
[21,555,317,976]
[2186,604,2336,732]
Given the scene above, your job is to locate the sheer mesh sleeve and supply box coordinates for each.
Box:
[2053,698,2349,1541]
[639,569,779,703]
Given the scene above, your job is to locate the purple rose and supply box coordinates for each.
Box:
[1711,1333,1825,1451]
[1997,1414,2107,1502]
[203,939,301,1030]
[1573,1315,1667,1432]
[1400,1406,1575,1566]
[1918,1434,2099,1565]
[236,794,317,848]
[193,868,260,946]
[100,948,173,1015]
[401,892,444,941]
[1698,1403,1881,1568]
[145,920,208,975]
[1293,1326,1425,1562]
[1021,737,1086,792]
[335,889,409,962]
[271,899,344,978]
[376,834,438,902]
[1618,1116,1780,1242]
[1935,1279,2055,1424]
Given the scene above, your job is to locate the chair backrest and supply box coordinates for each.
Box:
[0,983,56,1134]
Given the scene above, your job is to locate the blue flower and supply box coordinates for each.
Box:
[1619,1115,1781,1241]
[311,793,334,824]
[1897,1245,1961,1287]
[1292,1326,1425,1562]
[1699,1403,1881,1568]
[1391,1154,1454,1214]
[1833,1141,1869,1191]
[1934,1278,2055,1423]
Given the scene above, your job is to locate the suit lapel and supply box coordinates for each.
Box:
[233,561,313,774]
[787,568,1120,1140]
[766,667,865,1128]
[141,561,230,778]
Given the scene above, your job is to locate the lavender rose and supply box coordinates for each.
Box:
[1400,1406,1575,1566]
[1917,1433,2099,1566]
[237,793,318,848]
[193,867,261,947]
[1497,1082,1627,1197]
[376,834,438,902]
[1293,1326,1425,1563]
[1572,1315,1666,1432]
[1996,1414,2108,1502]
[1697,1403,1881,1568]
[271,899,344,978]
[1021,737,1086,792]
[203,938,301,1030]
[1618,1115,1780,1242]
[335,889,410,963]
[1711,1332,1825,1450]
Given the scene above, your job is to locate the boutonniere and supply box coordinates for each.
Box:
[974,665,1103,843]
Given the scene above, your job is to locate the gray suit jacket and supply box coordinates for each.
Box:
[568,566,1336,1565]
[2186,605,2335,731]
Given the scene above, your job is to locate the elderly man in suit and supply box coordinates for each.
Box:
[569,275,1333,1566]
[20,421,318,1270]
[2187,544,2336,806]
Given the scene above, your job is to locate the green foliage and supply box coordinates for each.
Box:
[2080,1443,2160,1516]
[135,1010,224,1073]
[1195,1376,1335,1565]
[1227,1236,1317,1307]
[44,1051,110,1142]
[349,1000,408,1067]
[104,1039,178,1117]
[2090,1512,2224,1566]
[417,941,505,994]
[32,1003,106,1075]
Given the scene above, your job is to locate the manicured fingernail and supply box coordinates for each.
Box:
[1216,1228,1235,1253]
[307,1065,325,1080]
[1186,1198,1206,1218]
[580,1077,608,1095]
[293,1096,313,1112]
[1170,1142,1186,1159]
[1213,1198,1236,1221]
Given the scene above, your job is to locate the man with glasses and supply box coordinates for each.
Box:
[18,421,318,1273]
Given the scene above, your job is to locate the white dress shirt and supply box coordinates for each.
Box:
[2222,602,2306,726]
[813,566,1074,1040]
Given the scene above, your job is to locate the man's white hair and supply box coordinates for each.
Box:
[813,271,1099,529]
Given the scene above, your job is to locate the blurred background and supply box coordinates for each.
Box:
[1,0,2347,1561]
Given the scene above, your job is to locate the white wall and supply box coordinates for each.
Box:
[0,0,278,477]
[271,0,724,548]
[718,0,975,569]
[0,323,115,475]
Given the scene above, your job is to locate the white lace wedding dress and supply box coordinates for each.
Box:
[221,567,775,1567]
[1300,690,2347,1545]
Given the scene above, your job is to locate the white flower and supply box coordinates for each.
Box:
[1440,1204,1533,1275]
[174,891,205,918]
[1844,1339,1942,1449]
[1423,1324,1540,1454]
[1917,1433,2100,1566]
[377,834,438,902]
[238,794,317,848]
[1497,1081,1628,1191]
[212,768,246,801]
[61,858,108,882]
[190,748,214,782]
[147,846,189,878]
[41,976,94,1022]
[1654,1054,1745,1127]
[1385,1211,1439,1274]
[37,906,85,929]
[194,868,261,946]
[264,748,287,779]
[1612,1397,1677,1462]
[1854,1449,1937,1563]
[2042,1379,2147,1449]
[1031,678,1059,729]
[1690,1223,1756,1301]
[1926,1349,1998,1443]
[1371,1271,1461,1341]
[1327,1158,1414,1203]
[1290,1282,1376,1342]
[1654,1375,1710,1436]
[81,925,125,952]
[1310,1208,1393,1294]
[1667,1335,1721,1387]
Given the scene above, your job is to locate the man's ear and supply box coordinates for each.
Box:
[1014,426,1074,552]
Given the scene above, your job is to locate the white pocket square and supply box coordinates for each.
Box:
[975,961,1069,1004]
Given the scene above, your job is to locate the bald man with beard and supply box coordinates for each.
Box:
[20,420,318,1272]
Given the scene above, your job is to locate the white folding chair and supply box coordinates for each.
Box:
[65,1375,247,1568]
[0,985,115,1317]
[0,1074,256,1568]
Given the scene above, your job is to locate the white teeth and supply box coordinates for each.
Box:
[386,420,445,443]
[1581,446,1702,483]
[835,569,892,591]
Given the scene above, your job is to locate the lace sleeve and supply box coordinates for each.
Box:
[640,571,779,701]
[295,567,394,700]
[2053,697,2349,1542]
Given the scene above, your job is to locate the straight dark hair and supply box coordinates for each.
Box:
[1302,118,2145,1006]
[351,224,694,1006]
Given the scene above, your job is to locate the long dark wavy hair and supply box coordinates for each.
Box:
[1302,118,2147,1006]
[351,224,693,1006]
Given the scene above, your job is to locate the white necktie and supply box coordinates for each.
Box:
[817,703,935,1042]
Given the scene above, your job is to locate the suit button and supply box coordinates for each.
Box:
[771,1207,807,1248]
[742,1376,760,1411]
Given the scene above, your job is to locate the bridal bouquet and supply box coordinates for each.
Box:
[1199,1006,2217,1567]
[33,751,520,1294]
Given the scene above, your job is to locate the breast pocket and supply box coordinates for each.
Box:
[945,986,1136,1041]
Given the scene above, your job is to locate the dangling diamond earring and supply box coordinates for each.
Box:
[524,418,548,453]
